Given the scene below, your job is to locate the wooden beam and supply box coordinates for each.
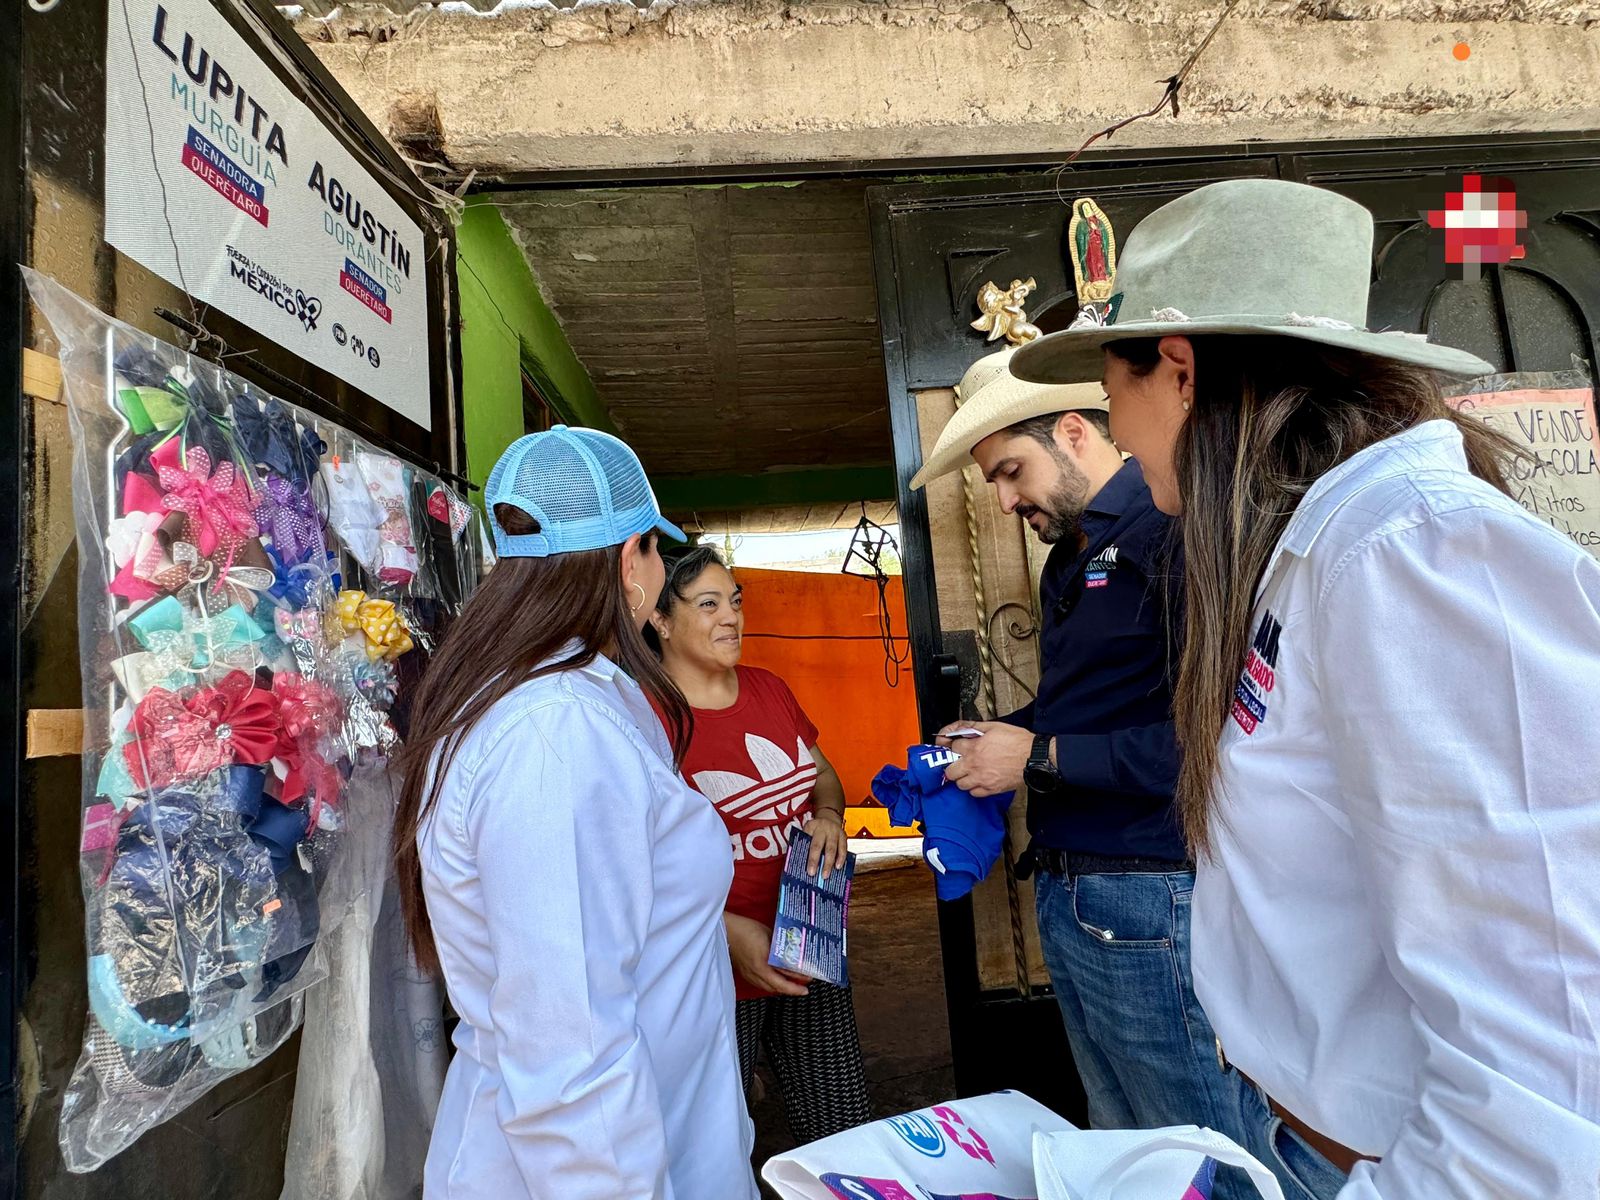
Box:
[655,465,895,514]
[26,709,83,758]
[21,349,61,404]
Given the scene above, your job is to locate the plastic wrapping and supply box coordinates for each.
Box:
[276,766,393,1200]
[24,271,471,1171]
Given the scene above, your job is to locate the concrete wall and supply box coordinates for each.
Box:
[295,0,1600,176]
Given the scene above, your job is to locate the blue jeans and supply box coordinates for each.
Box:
[1034,868,1261,1200]
[1231,1074,1350,1200]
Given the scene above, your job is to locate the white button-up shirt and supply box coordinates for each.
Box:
[418,646,757,1199]
[1193,420,1600,1197]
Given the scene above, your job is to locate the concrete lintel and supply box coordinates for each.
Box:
[296,0,1600,177]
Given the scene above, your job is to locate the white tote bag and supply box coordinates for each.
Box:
[1033,1125,1285,1200]
[763,1091,1071,1199]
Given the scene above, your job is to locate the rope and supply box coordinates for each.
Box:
[956,416,1033,1001]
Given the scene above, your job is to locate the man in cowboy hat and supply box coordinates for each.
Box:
[913,344,1254,1193]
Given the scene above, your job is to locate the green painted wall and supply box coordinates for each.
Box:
[454,199,614,488]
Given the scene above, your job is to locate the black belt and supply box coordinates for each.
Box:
[1020,848,1193,879]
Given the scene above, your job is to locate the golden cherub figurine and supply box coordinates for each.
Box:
[971,278,1042,345]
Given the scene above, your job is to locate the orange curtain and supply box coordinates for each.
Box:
[736,568,921,838]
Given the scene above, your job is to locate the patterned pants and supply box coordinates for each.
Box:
[734,981,873,1145]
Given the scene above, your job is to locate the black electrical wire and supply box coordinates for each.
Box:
[840,504,911,687]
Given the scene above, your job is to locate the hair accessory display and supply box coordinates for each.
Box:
[24,270,482,1172]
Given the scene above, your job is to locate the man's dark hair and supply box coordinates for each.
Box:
[1008,408,1111,450]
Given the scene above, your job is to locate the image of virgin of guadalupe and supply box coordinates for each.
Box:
[1069,198,1118,304]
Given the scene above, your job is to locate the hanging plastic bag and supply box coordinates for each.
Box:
[22,270,414,1171]
[762,1091,1070,1199]
[1033,1126,1284,1200]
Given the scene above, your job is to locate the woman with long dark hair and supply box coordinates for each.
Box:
[645,546,872,1145]
[1012,179,1600,1198]
[392,428,756,1199]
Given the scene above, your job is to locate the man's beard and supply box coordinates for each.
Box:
[1017,457,1090,545]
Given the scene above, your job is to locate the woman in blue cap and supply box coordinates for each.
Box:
[392,427,757,1200]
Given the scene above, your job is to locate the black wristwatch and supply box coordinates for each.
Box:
[1023,733,1060,792]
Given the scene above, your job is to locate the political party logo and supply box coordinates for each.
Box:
[367,344,381,369]
[1425,175,1527,282]
[1084,543,1119,589]
[931,1105,997,1167]
[294,292,321,333]
[339,257,394,324]
[180,126,269,227]
[886,1113,946,1158]
[332,322,348,347]
[225,246,320,332]
[1231,610,1282,736]
[819,1182,1023,1200]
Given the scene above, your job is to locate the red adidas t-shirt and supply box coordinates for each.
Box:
[676,666,819,999]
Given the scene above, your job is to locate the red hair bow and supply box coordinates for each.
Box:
[123,670,280,790]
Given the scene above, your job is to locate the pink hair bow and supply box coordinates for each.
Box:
[273,673,343,744]
[157,447,260,593]
[272,674,345,828]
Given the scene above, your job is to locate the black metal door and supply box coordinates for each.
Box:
[867,133,1600,1110]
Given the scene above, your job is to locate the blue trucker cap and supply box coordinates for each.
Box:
[484,425,686,559]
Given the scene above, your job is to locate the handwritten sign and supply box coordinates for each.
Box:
[1447,374,1600,557]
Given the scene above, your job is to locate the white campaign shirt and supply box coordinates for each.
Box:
[418,646,757,1200]
[1193,421,1600,1198]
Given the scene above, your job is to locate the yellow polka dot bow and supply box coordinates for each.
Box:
[336,590,415,662]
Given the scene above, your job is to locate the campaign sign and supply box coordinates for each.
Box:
[105,0,432,427]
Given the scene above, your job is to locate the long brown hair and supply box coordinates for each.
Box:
[392,504,693,974]
[1108,336,1519,856]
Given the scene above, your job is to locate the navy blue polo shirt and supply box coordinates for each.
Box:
[1002,458,1187,862]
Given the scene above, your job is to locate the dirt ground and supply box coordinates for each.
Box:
[749,858,954,1188]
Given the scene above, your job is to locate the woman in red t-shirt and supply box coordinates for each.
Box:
[647,546,871,1144]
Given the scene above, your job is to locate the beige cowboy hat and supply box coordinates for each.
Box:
[909,346,1107,491]
[1011,178,1495,385]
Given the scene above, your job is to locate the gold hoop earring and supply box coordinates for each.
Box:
[629,582,647,614]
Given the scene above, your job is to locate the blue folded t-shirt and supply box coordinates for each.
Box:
[871,744,1014,900]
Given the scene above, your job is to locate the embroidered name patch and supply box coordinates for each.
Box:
[1084,544,1119,589]
[1231,610,1282,735]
